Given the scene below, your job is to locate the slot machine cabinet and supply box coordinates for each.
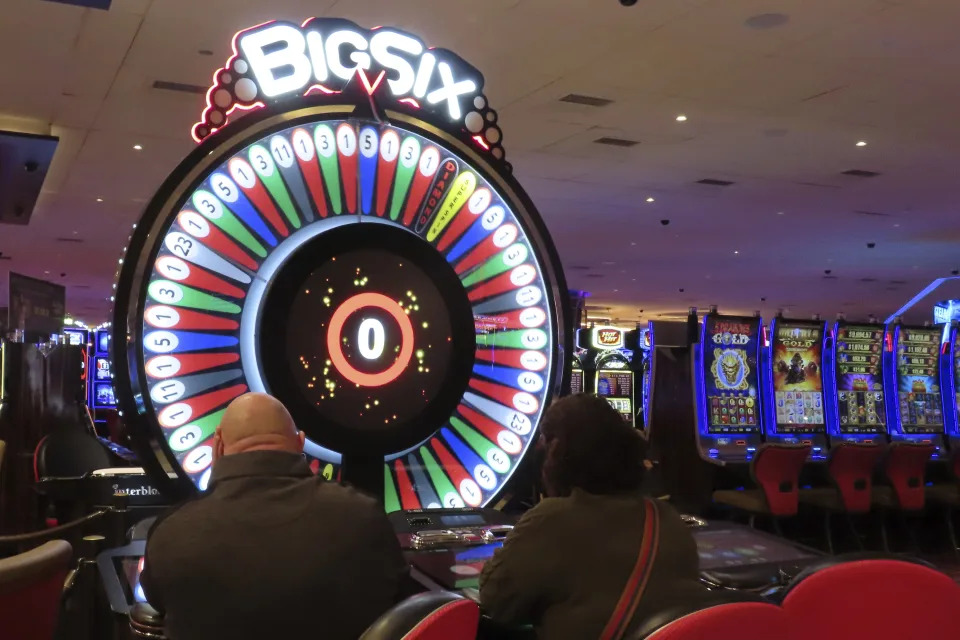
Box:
[944,322,960,452]
[577,327,636,425]
[761,316,828,459]
[823,321,889,447]
[693,311,765,465]
[569,353,585,395]
[89,329,117,434]
[883,322,949,456]
[636,324,654,434]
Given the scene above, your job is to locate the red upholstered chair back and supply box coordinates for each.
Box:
[0,539,72,640]
[750,444,811,516]
[782,559,960,639]
[359,591,479,640]
[827,442,882,513]
[883,442,934,510]
[642,602,792,640]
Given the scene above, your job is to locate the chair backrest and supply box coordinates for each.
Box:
[750,443,811,516]
[640,602,791,640]
[778,552,935,602]
[882,442,934,510]
[827,442,882,512]
[359,591,479,640]
[0,539,73,640]
[781,559,960,639]
[34,430,111,481]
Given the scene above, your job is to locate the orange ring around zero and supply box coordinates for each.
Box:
[327,292,415,387]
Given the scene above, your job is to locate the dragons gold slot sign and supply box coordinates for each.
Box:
[112,19,567,510]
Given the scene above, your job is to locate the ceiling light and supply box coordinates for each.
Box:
[856,141,867,147]
[734,250,740,255]
[133,144,143,150]
[96,197,103,202]
[777,211,785,215]
[675,114,687,122]
[646,197,655,203]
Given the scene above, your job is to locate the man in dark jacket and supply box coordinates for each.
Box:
[141,393,407,640]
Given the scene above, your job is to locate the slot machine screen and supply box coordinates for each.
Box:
[772,323,825,433]
[896,327,942,433]
[834,325,886,433]
[596,366,633,422]
[96,330,111,355]
[114,556,147,605]
[94,382,117,408]
[702,316,761,434]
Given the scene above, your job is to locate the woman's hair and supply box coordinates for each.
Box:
[539,393,647,497]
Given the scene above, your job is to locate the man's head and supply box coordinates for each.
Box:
[213,392,306,460]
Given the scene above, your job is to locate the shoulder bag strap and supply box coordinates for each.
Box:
[598,498,661,640]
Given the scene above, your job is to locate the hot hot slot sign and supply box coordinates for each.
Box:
[897,328,942,432]
[835,325,885,432]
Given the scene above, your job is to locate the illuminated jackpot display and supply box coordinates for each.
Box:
[894,327,943,434]
[112,19,567,510]
[770,322,825,434]
[833,324,885,433]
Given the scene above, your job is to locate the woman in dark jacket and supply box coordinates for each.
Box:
[480,394,709,639]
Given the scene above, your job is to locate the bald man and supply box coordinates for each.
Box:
[140,393,408,640]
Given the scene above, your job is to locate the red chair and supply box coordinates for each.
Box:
[639,602,793,640]
[800,442,883,552]
[359,591,479,640]
[713,444,811,532]
[781,559,960,639]
[0,539,73,640]
[872,442,935,550]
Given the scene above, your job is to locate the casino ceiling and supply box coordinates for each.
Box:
[0,0,958,326]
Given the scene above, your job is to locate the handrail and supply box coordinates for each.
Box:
[0,509,108,548]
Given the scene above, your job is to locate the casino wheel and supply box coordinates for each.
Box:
[113,100,567,510]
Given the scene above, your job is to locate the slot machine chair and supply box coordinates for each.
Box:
[635,601,790,640]
[712,443,811,534]
[33,429,113,527]
[0,539,73,640]
[360,591,479,640]
[798,442,883,553]
[925,449,960,557]
[871,442,935,551]
[780,559,960,640]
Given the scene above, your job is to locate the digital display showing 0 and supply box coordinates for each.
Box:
[286,249,454,428]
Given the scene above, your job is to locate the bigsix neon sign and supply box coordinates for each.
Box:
[193,19,489,144]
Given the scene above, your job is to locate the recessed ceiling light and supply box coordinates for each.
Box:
[646,197,655,203]
[675,114,687,122]
[630,241,637,246]
[893,223,900,228]
[133,144,143,150]
[777,211,785,215]
[856,141,867,147]
[734,250,740,255]
[96,197,103,202]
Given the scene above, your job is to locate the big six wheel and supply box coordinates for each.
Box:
[113,99,568,510]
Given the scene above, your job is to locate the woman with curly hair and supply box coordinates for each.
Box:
[480,394,708,639]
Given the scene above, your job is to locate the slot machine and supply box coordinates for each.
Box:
[577,326,635,425]
[883,321,949,455]
[762,316,828,459]
[89,329,117,431]
[693,310,764,463]
[637,324,654,433]
[944,321,960,452]
[569,354,585,395]
[823,320,888,447]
